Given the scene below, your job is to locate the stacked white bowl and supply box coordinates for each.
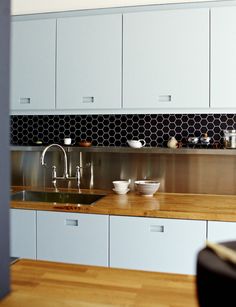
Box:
[135,180,160,196]
[112,180,130,195]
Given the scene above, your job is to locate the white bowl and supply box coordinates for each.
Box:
[113,188,130,195]
[135,180,160,196]
[112,180,130,190]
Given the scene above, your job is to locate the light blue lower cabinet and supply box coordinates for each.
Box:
[110,216,207,275]
[37,211,109,266]
[11,209,207,274]
[208,221,236,243]
[10,209,37,259]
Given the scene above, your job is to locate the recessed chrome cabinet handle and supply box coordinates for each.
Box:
[65,219,78,227]
[19,97,31,104]
[150,225,164,233]
[82,96,95,103]
[158,95,172,102]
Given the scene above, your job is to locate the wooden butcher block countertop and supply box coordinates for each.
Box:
[1,259,198,307]
[11,186,236,222]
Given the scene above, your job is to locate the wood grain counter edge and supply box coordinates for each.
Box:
[10,186,236,222]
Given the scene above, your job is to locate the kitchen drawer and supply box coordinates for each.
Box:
[110,216,206,274]
[208,221,236,243]
[37,211,109,266]
[10,209,36,259]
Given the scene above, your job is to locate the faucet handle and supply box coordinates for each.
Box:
[75,166,80,178]
[52,166,57,189]
[75,166,81,189]
[52,165,57,179]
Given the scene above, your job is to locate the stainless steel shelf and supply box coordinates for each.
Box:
[10,145,236,155]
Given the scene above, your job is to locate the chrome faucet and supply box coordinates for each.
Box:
[40,144,82,189]
[41,144,68,178]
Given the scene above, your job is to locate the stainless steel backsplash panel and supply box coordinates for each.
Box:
[11,149,236,195]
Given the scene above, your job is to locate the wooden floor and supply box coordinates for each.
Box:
[0,260,198,307]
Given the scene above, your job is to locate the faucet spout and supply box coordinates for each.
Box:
[41,144,68,178]
[40,144,89,189]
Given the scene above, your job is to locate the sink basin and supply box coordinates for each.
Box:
[11,190,105,205]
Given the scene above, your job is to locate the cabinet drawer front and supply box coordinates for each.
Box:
[123,8,209,109]
[37,211,109,266]
[211,7,236,108]
[11,19,56,110]
[110,216,206,274]
[208,221,236,243]
[10,209,36,259]
[57,14,122,110]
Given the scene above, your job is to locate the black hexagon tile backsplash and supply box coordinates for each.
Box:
[10,114,236,147]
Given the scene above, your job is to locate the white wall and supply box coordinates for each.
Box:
[11,0,213,15]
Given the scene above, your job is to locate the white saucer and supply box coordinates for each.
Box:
[112,188,130,195]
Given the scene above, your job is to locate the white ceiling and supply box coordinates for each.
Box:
[11,0,213,15]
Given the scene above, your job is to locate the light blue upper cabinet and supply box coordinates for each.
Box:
[211,7,236,109]
[11,19,56,110]
[123,9,209,109]
[56,14,122,110]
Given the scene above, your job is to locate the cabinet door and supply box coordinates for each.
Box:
[110,216,206,274]
[37,211,109,266]
[57,14,122,110]
[211,7,236,108]
[208,221,236,242]
[123,9,209,109]
[10,209,36,259]
[11,19,56,110]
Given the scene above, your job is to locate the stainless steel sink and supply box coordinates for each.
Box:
[11,190,105,205]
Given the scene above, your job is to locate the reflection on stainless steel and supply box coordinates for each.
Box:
[11,147,236,195]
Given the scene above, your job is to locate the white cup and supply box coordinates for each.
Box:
[127,139,146,148]
[113,180,130,190]
[64,138,72,145]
